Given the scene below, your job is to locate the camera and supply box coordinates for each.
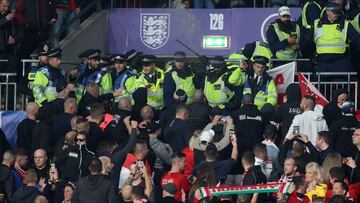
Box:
[136,160,144,168]
[293,126,300,136]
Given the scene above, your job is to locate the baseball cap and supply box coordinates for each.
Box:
[173,89,188,103]
[278,6,291,16]
[200,130,215,144]
[174,51,186,61]
[162,183,176,195]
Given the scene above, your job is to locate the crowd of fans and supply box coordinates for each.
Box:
[0,0,360,203]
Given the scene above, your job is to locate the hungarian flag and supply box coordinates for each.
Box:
[267,62,296,103]
[297,72,329,106]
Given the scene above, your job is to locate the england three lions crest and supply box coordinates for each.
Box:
[140,13,170,49]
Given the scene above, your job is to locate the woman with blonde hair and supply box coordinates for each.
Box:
[322,153,342,183]
[305,162,327,201]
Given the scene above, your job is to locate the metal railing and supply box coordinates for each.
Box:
[0,59,18,111]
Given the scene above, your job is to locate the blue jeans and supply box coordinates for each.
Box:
[193,0,214,8]
[50,10,79,48]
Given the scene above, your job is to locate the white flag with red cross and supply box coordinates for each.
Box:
[267,62,296,103]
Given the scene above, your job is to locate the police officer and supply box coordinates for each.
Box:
[72,50,113,101]
[243,56,277,110]
[164,51,196,107]
[310,2,360,72]
[110,54,135,103]
[132,55,165,110]
[299,0,322,30]
[266,6,300,67]
[32,48,66,105]
[242,40,273,68]
[203,56,234,110]
[125,49,143,74]
[25,43,49,99]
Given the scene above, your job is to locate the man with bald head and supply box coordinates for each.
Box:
[17,102,39,156]
[52,98,78,141]
[0,150,16,203]
[33,149,50,183]
[188,89,210,132]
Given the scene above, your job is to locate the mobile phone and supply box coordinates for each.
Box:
[293,126,300,136]
[229,129,236,140]
[50,163,56,173]
[136,160,144,168]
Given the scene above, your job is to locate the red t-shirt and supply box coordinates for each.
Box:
[161,172,191,202]
[181,147,194,178]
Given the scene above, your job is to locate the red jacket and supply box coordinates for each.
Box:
[181,147,194,178]
[287,192,310,203]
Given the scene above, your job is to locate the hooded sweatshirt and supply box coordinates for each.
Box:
[271,83,302,138]
[323,88,348,127]
[72,175,118,203]
[285,110,328,145]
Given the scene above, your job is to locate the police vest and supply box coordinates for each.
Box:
[302,1,321,29]
[27,67,38,89]
[112,69,135,102]
[251,41,273,67]
[243,77,277,109]
[351,13,360,33]
[314,19,349,54]
[204,74,234,109]
[32,66,62,104]
[171,71,195,104]
[272,23,300,59]
[76,65,112,101]
[133,67,165,109]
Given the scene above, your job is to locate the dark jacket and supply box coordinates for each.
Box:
[110,128,137,187]
[188,101,211,132]
[231,104,265,153]
[87,122,103,153]
[0,129,11,160]
[0,164,15,203]
[323,89,348,127]
[330,115,359,157]
[52,112,73,142]
[162,196,181,203]
[15,0,57,32]
[305,142,335,165]
[0,12,16,52]
[131,87,148,122]
[164,118,193,153]
[241,165,267,203]
[272,83,302,140]
[11,185,41,203]
[348,150,360,184]
[72,175,119,203]
[16,118,36,155]
[78,92,113,117]
[32,121,54,155]
[159,104,177,130]
[103,109,131,147]
[54,144,95,182]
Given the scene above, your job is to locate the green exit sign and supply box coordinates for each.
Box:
[202,35,230,49]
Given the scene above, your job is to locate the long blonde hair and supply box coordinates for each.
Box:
[322,153,342,182]
[306,162,325,184]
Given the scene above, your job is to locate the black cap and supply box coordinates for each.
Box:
[112,54,127,63]
[125,49,143,61]
[211,56,225,65]
[87,49,101,60]
[37,43,50,56]
[162,183,177,195]
[174,51,186,61]
[78,49,95,60]
[48,48,62,58]
[100,57,111,66]
[325,2,342,12]
[141,55,157,66]
[253,56,269,66]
